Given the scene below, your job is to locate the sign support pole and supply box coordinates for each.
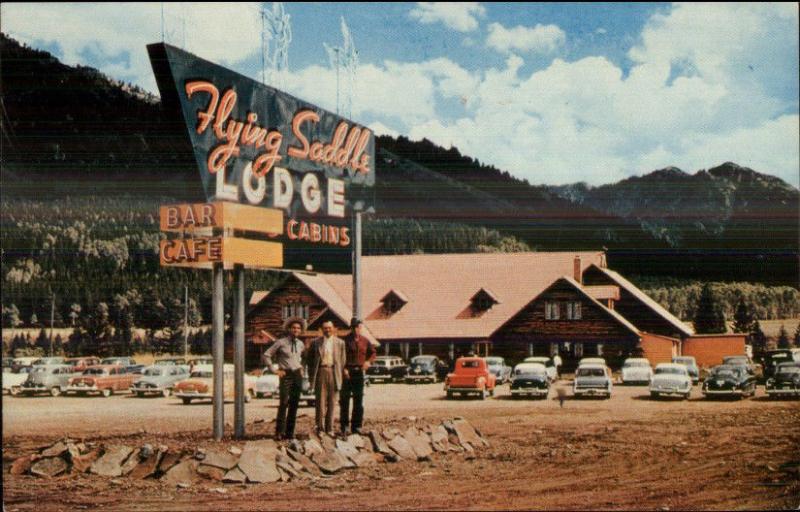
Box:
[351,211,362,323]
[212,262,225,441]
[233,263,246,439]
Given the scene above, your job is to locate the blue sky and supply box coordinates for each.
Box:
[2,2,798,186]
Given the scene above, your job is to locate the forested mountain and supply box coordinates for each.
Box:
[1,33,797,336]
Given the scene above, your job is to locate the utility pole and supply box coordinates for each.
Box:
[233,264,246,439]
[49,292,55,356]
[351,210,362,322]
[183,284,188,358]
[212,263,224,441]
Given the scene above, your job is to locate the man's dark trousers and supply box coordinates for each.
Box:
[276,369,303,439]
[340,367,365,432]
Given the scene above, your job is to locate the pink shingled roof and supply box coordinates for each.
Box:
[313,252,606,340]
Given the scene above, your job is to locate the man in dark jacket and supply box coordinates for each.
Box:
[339,319,376,435]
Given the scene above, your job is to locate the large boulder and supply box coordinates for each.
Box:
[404,427,433,460]
[387,435,416,460]
[200,449,238,470]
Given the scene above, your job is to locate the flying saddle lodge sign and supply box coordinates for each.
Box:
[148,43,375,272]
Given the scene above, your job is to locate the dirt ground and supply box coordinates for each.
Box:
[3,382,799,511]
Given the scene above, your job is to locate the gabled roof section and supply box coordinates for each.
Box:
[586,264,694,337]
[583,285,620,301]
[292,272,352,325]
[493,276,641,338]
[249,291,270,306]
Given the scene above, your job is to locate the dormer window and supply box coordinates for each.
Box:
[470,288,500,314]
[381,289,408,315]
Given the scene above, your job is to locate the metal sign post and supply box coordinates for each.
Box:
[212,262,225,441]
[233,263,246,439]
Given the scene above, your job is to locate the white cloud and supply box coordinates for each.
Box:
[368,121,400,138]
[486,22,566,54]
[1,2,263,93]
[409,2,485,32]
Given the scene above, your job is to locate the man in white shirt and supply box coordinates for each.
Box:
[307,321,346,434]
[553,353,563,379]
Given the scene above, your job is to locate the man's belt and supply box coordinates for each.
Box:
[320,364,334,368]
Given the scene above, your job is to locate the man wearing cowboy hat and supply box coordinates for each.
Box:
[263,317,307,440]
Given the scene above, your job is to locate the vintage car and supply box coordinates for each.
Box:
[173,364,257,404]
[761,349,800,380]
[444,356,496,399]
[130,365,190,397]
[509,363,550,398]
[31,356,66,366]
[3,366,34,395]
[702,364,757,399]
[621,358,653,385]
[484,356,513,384]
[523,357,558,382]
[573,363,612,398]
[65,365,136,397]
[671,356,700,384]
[765,362,800,398]
[578,357,607,368]
[255,365,280,398]
[405,355,446,383]
[722,355,759,376]
[649,363,692,399]
[100,357,137,367]
[366,356,407,383]
[65,357,101,372]
[19,364,81,396]
[11,357,39,372]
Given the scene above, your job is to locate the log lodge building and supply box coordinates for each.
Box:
[245,252,743,371]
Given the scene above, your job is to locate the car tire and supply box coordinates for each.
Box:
[683,392,690,400]
[50,387,61,397]
[102,388,112,398]
[489,388,494,397]
[480,388,487,400]
[10,386,21,397]
[182,397,192,405]
[446,391,454,400]
[650,392,659,399]
[256,392,263,399]
[135,391,144,398]
[162,388,172,398]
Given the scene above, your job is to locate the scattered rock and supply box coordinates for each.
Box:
[120,448,142,476]
[30,457,68,478]
[71,449,102,474]
[382,428,401,441]
[197,464,226,481]
[387,435,416,460]
[335,439,359,459]
[429,425,450,453]
[158,452,182,474]
[286,449,321,477]
[41,441,69,458]
[140,444,154,459]
[212,487,227,494]
[311,451,345,474]
[10,455,33,476]
[129,450,164,480]
[276,459,300,479]
[223,467,247,484]
[369,431,395,457]
[228,446,243,456]
[406,416,417,422]
[238,440,281,483]
[91,445,134,477]
[349,451,377,468]
[318,433,337,452]
[193,448,206,460]
[303,438,324,456]
[200,449,238,470]
[161,459,199,486]
[346,433,366,450]
[450,419,488,448]
[176,482,191,489]
[404,427,433,461]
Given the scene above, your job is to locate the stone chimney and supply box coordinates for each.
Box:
[574,255,582,284]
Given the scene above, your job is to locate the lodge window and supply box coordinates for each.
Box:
[545,301,560,320]
[566,301,582,320]
[282,303,309,320]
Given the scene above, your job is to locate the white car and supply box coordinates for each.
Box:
[578,357,606,367]
[522,357,557,382]
[649,363,692,399]
[255,365,280,398]
[573,364,612,398]
[621,358,653,385]
[3,366,34,395]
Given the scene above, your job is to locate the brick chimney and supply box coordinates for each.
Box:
[574,255,582,284]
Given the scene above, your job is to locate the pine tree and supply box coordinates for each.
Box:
[751,321,767,357]
[732,299,755,334]
[777,325,790,349]
[693,283,727,334]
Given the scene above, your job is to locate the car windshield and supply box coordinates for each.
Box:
[32,367,48,373]
[485,358,503,365]
[143,368,162,376]
[656,367,686,375]
[411,357,435,366]
[191,371,212,378]
[577,368,605,377]
[673,358,695,366]
[373,360,387,367]
[461,360,480,368]
[710,367,742,378]
[723,357,747,364]
[83,368,106,375]
[515,368,545,377]
[624,361,649,368]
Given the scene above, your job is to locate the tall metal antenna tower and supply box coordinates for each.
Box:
[325,17,359,118]
[260,2,292,87]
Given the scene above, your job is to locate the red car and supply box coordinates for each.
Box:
[444,357,497,399]
[65,365,136,397]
